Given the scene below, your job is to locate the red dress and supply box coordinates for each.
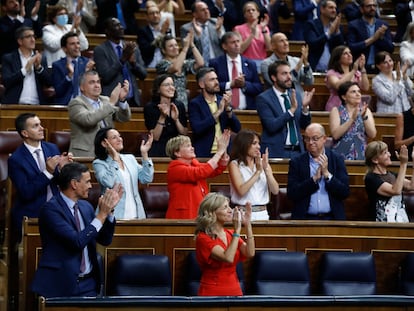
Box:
[166,158,226,219]
[196,229,245,296]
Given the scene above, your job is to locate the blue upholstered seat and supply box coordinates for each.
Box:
[320,252,376,295]
[112,254,172,296]
[253,251,311,295]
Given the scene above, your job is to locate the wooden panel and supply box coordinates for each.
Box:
[22,219,414,311]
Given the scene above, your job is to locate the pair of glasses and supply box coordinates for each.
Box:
[303,135,324,143]
[160,82,175,87]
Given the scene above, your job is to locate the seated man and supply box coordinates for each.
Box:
[68,70,131,157]
[188,67,241,157]
[52,31,95,105]
[1,26,52,104]
[209,31,262,110]
[287,123,350,220]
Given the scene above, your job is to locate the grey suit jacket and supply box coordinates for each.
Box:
[68,94,131,157]
[180,19,224,61]
[93,40,147,106]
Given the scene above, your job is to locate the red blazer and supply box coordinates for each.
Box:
[166,159,226,219]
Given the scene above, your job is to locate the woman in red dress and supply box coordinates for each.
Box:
[195,193,255,296]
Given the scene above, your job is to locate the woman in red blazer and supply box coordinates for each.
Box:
[165,131,230,219]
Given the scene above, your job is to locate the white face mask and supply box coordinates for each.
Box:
[56,14,68,26]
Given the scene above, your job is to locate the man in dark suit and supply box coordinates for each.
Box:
[8,113,73,240]
[31,162,122,298]
[204,0,238,31]
[394,0,413,43]
[137,3,170,67]
[1,26,52,104]
[256,60,314,158]
[94,17,147,107]
[209,31,262,110]
[304,0,345,72]
[52,32,95,105]
[0,0,42,60]
[347,0,394,73]
[188,67,241,157]
[287,123,350,220]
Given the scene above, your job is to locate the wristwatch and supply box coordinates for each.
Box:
[325,173,333,181]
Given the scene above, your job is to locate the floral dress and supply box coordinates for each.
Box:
[332,105,366,160]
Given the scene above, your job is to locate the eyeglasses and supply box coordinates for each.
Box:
[160,82,175,88]
[21,34,36,39]
[303,135,324,143]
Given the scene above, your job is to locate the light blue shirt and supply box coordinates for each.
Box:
[307,153,331,214]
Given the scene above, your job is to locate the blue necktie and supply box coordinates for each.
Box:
[72,59,79,97]
[200,24,211,65]
[116,0,126,28]
[116,45,133,99]
[282,94,298,146]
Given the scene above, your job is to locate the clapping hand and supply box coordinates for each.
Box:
[396,144,409,165]
[140,132,153,156]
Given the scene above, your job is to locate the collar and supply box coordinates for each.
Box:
[24,142,42,154]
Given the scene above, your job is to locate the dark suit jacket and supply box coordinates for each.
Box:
[304,18,346,70]
[137,25,157,67]
[31,193,115,297]
[395,2,413,43]
[52,56,90,105]
[94,40,147,106]
[204,0,238,31]
[292,0,318,40]
[1,50,52,104]
[256,88,310,158]
[209,55,262,110]
[287,148,350,220]
[188,93,241,157]
[0,15,42,60]
[347,18,394,64]
[8,141,60,237]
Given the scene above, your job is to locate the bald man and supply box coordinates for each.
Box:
[287,123,350,220]
[260,32,314,102]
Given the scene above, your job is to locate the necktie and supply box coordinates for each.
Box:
[116,45,133,99]
[281,94,298,146]
[73,203,86,273]
[231,60,240,109]
[116,0,126,28]
[34,149,45,172]
[200,24,211,65]
[72,59,79,97]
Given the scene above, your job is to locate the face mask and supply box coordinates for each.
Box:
[56,14,68,26]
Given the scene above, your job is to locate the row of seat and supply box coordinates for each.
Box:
[109,251,414,296]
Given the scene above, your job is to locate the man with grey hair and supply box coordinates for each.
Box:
[287,123,349,220]
[68,70,131,157]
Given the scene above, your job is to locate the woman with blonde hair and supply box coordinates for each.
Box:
[364,141,414,222]
[195,192,255,296]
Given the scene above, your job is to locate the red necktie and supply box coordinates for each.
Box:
[231,60,240,109]
[73,203,86,273]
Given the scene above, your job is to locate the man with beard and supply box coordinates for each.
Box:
[256,60,314,158]
[304,0,346,72]
[188,67,241,157]
[347,0,394,74]
[94,17,147,107]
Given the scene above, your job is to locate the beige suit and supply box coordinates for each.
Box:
[68,95,131,157]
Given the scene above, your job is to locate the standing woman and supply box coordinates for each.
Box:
[93,127,154,219]
[195,192,255,296]
[42,5,89,67]
[329,81,376,160]
[156,31,204,109]
[364,141,414,222]
[234,1,271,71]
[325,45,369,111]
[372,51,413,114]
[400,22,414,78]
[144,74,188,157]
[229,130,279,221]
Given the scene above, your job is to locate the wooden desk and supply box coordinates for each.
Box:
[22,219,414,311]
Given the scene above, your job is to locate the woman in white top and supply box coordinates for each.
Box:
[42,5,89,66]
[228,129,279,221]
[400,22,414,78]
[93,127,154,220]
[372,51,413,114]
